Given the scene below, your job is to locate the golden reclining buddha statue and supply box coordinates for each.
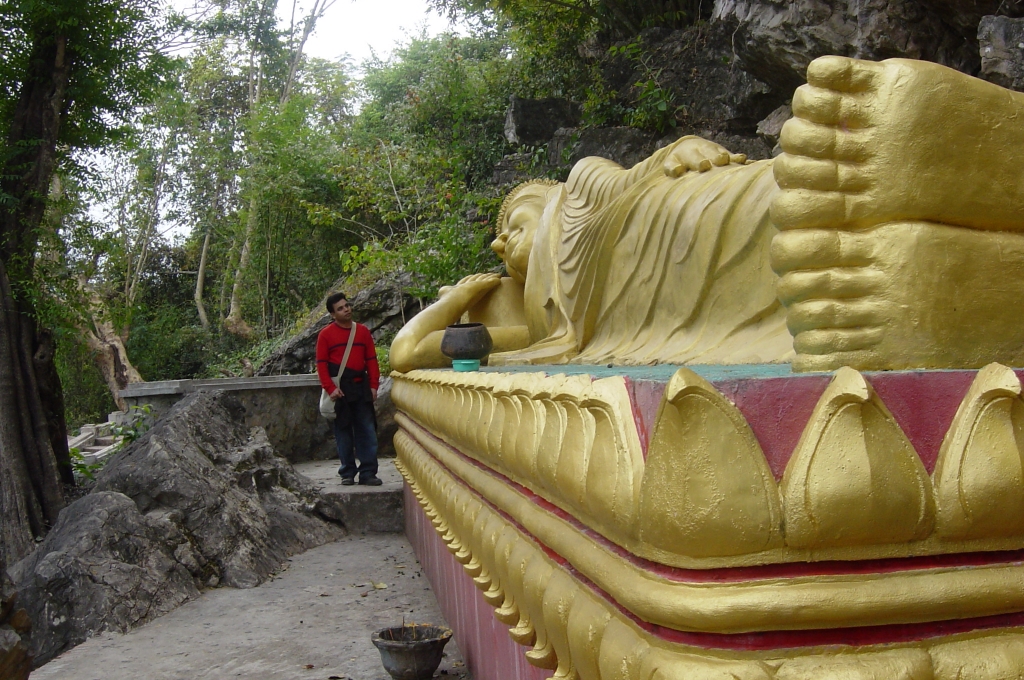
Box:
[392,55,1024,374]
[389,56,1024,680]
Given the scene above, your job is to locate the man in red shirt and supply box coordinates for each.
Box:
[316,292,382,485]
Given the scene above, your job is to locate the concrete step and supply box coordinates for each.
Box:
[294,458,403,534]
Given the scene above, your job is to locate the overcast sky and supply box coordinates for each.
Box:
[295,0,457,68]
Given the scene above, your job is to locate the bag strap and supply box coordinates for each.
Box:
[333,323,358,387]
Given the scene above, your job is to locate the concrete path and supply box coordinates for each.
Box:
[296,458,406,534]
[33,520,471,679]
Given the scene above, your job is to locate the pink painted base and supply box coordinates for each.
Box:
[627,369,1016,478]
[404,483,549,680]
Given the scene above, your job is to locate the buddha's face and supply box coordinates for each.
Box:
[492,191,545,284]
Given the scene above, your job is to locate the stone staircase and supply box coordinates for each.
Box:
[68,422,122,466]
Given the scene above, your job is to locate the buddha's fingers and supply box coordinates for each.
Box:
[784,298,882,335]
[775,267,884,305]
[793,326,885,354]
[773,154,870,193]
[770,229,875,274]
[778,119,872,162]
[792,85,873,128]
[806,55,883,93]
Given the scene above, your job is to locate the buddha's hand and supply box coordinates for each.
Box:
[438,272,502,304]
[664,136,747,178]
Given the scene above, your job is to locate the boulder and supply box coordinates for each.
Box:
[552,126,660,169]
[8,492,199,666]
[492,152,536,187]
[0,574,31,679]
[628,23,782,135]
[9,390,347,667]
[979,15,1024,91]
[504,97,582,146]
[91,391,345,590]
[756,103,792,155]
[257,272,419,377]
[712,0,999,93]
[375,377,398,458]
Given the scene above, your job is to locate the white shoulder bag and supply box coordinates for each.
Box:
[319,324,357,420]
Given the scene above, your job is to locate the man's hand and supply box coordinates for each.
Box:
[371,388,378,401]
[329,388,343,401]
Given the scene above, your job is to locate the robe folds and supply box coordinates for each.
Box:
[508,153,794,366]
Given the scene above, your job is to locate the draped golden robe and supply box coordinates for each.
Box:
[503,154,794,366]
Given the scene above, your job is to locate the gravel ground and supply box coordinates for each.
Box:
[32,533,471,680]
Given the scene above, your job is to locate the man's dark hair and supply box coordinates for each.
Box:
[326,292,348,314]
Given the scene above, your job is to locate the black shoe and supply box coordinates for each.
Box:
[340,477,356,486]
[359,476,383,486]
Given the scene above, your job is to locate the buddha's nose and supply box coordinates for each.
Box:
[491,236,506,256]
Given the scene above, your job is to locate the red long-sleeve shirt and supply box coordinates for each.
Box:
[315,322,380,392]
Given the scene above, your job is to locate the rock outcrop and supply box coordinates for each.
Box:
[375,377,398,458]
[551,126,660,169]
[92,391,344,588]
[257,272,418,377]
[8,492,199,665]
[713,0,997,92]
[979,15,1024,91]
[504,96,581,146]
[0,574,31,680]
[10,390,345,667]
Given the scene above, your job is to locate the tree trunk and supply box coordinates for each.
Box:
[223,197,257,338]
[82,329,143,412]
[0,31,70,567]
[194,229,212,329]
[78,283,144,411]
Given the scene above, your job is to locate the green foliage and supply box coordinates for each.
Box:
[376,345,391,377]
[200,333,284,379]
[430,0,711,38]
[56,331,115,431]
[68,448,105,482]
[112,404,153,444]
[610,40,684,133]
[0,0,171,151]
[50,0,710,419]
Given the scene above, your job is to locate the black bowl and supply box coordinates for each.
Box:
[440,323,493,361]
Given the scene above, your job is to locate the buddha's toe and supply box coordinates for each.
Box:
[774,154,870,193]
[770,188,852,230]
[785,298,882,335]
[779,118,872,162]
[792,349,876,373]
[770,229,875,275]
[792,84,872,128]
[793,327,884,355]
[775,267,883,306]
[806,55,883,93]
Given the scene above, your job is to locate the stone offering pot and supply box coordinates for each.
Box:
[371,624,453,680]
[440,323,493,361]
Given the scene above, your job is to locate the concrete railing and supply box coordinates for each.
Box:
[120,374,334,463]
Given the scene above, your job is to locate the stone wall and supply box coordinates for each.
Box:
[121,376,335,463]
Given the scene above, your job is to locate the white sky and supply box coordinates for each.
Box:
[294,0,457,68]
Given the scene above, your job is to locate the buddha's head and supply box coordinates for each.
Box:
[492,180,558,283]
